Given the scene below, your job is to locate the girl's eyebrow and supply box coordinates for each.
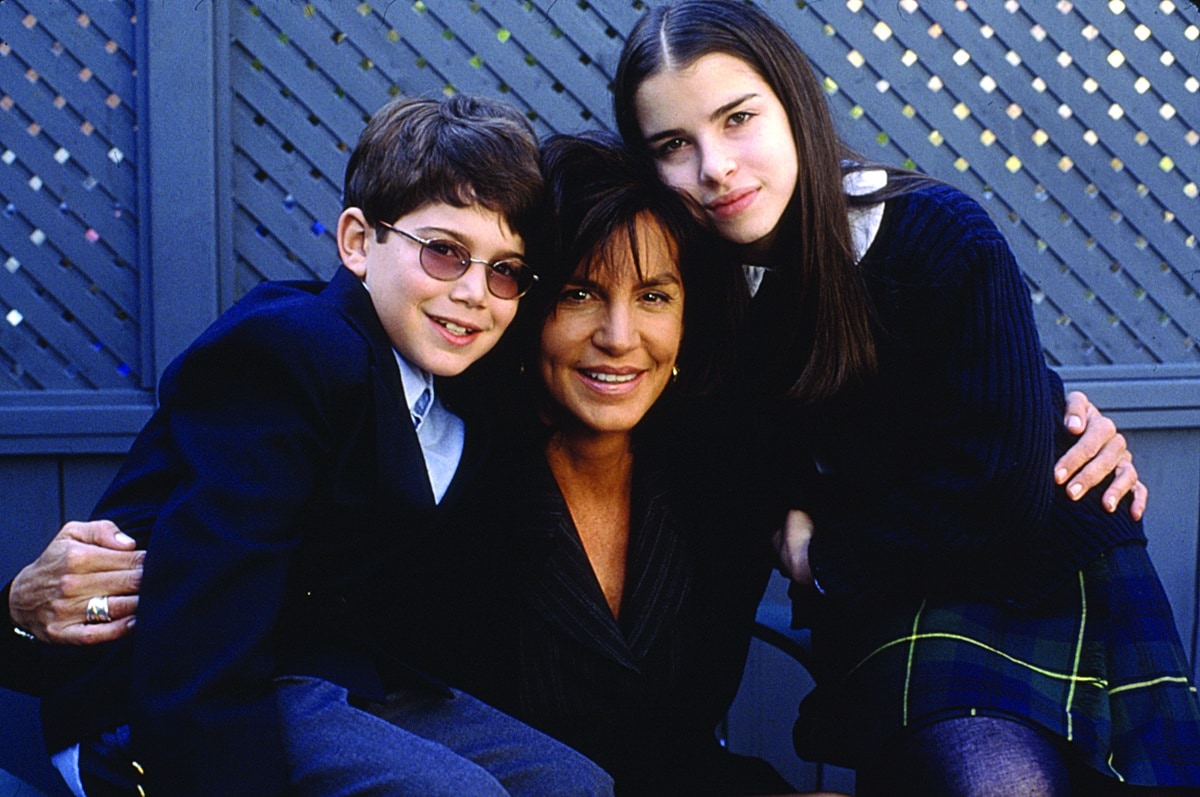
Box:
[710,93,759,121]
[643,93,759,144]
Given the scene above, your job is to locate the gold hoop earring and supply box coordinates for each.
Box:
[671,365,680,382]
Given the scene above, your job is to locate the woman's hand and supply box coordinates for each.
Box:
[1056,391,1147,520]
[10,520,143,644]
[772,509,815,586]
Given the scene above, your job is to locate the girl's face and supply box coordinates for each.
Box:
[633,53,798,256]
[538,215,684,437]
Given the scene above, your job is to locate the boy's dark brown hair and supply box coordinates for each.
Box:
[343,94,543,245]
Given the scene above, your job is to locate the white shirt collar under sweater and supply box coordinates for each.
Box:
[742,168,888,297]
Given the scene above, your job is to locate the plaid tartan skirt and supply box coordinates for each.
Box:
[793,542,1200,786]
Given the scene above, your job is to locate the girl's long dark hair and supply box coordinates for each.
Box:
[614,0,902,401]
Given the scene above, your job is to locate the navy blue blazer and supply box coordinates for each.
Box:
[39,266,494,795]
[0,583,40,695]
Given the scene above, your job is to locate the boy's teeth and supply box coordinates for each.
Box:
[586,371,636,383]
[443,321,470,335]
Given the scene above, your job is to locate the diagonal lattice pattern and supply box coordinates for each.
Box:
[785,1,1200,366]
[0,1,140,390]
[1,0,1197,397]
[229,1,1199,368]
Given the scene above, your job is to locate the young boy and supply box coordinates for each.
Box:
[38,95,612,797]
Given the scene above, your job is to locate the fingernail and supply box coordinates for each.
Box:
[1068,483,1083,499]
[116,532,134,545]
[1067,415,1084,432]
[1105,497,1116,512]
[1055,467,1068,484]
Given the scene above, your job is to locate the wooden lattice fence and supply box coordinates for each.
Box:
[1,4,1198,793]
[2,0,1197,416]
[0,1,140,393]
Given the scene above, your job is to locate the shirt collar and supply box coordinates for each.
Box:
[845,168,888,264]
[394,350,434,416]
[742,168,889,297]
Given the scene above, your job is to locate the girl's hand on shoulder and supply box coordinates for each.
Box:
[773,509,815,586]
[1056,391,1147,520]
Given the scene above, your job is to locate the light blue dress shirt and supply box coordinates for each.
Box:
[395,352,465,504]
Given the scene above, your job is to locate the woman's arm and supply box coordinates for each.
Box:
[9,520,142,644]
[21,406,1143,624]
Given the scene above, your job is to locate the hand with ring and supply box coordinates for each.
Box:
[10,520,143,644]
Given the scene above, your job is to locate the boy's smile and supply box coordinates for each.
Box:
[340,202,524,377]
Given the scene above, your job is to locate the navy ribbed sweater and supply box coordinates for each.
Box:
[767,181,1145,609]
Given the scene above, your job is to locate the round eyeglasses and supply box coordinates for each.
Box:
[375,221,537,300]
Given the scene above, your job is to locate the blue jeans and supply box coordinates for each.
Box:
[76,675,613,796]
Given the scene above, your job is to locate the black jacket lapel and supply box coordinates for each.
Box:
[322,268,435,512]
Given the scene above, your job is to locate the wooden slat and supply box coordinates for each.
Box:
[786,6,1137,363]
[62,453,125,518]
[0,209,140,367]
[0,48,139,204]
[229,201,328,286]
[0,108,139,262]
[56,0,137,61]
[0,312,89,390]
[929,7,1197,360]
[0,2,137,155]
[229,101,342,240]
[0,260,137,390]
[796,2,1195,363]
[14,0,137,105]
[426,1,608,132]
[234,3,403,142]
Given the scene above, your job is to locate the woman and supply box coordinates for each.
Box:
[612,2,1200,794]
[472,131,790,795]
[428,131,795,795]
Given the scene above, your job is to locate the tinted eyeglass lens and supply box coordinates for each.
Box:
[487,261,531,299]
[419,239,472,280]
[418,237,531,299]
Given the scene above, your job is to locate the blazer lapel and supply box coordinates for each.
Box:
[618,474,692,660]
[373,363,436,511]
[523,463,640,671]
[323,268,435,513]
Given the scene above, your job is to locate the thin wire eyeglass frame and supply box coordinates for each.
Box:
[375,220,538,299]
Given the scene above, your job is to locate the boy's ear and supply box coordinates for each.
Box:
[338,208,371,279]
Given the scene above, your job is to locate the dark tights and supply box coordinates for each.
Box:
[856,716,1197,797]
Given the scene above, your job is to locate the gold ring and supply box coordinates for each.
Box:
[85,595,112,624]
